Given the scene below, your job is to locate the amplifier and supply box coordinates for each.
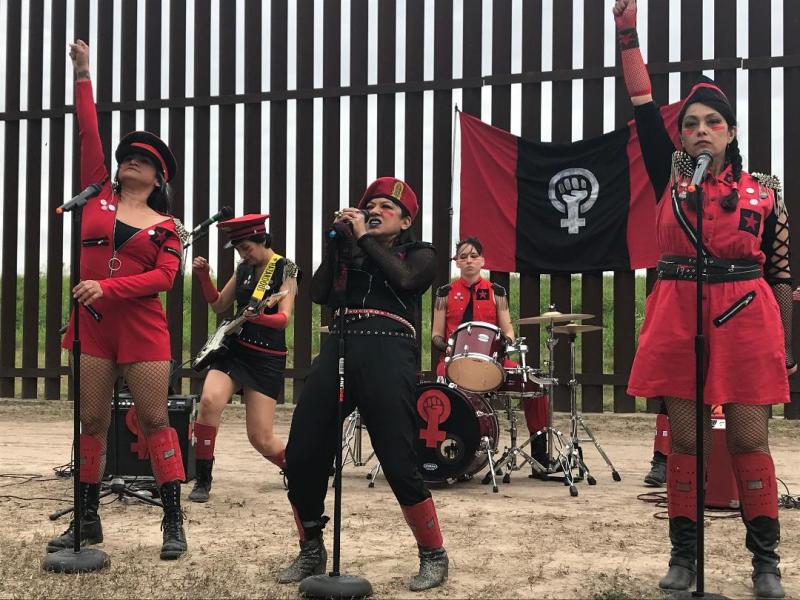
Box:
[104,393,197,482]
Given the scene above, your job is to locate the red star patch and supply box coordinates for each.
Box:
[738,209,761,236]
[150,226,172,248]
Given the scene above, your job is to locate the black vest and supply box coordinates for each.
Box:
[235,258,288,352]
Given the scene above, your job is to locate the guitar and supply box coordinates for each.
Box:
[191,290,289,372]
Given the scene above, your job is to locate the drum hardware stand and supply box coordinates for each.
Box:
[342,409,376,469]
[340,409,383,489]
[561,331,621,487]
[482,331,575,492]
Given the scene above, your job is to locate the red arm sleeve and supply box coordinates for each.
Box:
[74,79,109,189]
[99,233,181,299]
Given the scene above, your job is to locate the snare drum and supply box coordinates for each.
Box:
[498,368,545,398]
[445,321,507,392]
[414,383,499,484]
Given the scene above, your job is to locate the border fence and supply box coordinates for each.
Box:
[0,0,798,417]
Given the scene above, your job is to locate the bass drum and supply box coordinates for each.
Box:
[414,383,498,484]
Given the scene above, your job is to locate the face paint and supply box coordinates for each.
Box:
[380,208,394,218]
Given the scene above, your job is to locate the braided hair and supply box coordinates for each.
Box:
[720,138,743,211]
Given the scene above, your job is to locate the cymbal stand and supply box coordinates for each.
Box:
[484,328,578,495]
[563,333,621,484]
[341,408,386,488]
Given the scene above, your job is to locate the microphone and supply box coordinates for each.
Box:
[327,209,371,239]
[192,205,234,235]
[687,150,714,192]
[56,183,102,214]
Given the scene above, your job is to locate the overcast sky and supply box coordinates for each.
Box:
[0,0,786,274]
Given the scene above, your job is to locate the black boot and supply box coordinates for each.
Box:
[159,480,187,560]
[658,517,696,591]
[276,535,327,583]
[532,435,549,469]
[188,458,213,503]
[46,482,103,552]
[644,452,667,487]
[409,547,449,591]
[745,516,784,599]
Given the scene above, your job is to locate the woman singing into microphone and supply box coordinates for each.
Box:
[614,1,794,596]
[276,178,449,591]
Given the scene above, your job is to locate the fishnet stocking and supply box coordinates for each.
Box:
[722,404,770,454]
[121,361,171,437]
[771,281,795,367]
[665,397,712,456]
[75,354,117,478]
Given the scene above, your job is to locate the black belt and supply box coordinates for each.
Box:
[657,255,762,283]
[327,327,416,340]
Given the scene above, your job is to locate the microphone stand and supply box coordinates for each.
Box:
[672,180,725,599]
[42,196,109,573]
[299,238,372,599]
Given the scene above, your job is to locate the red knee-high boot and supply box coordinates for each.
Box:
[46,434,104,552]
[659,453,697,591]
[148,427,187,560]
[401,498,448,591]
[266,448,287,471]
[189,422,216,503]
[732,452,784,599]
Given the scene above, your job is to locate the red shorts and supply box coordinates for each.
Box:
[61,297,172,364]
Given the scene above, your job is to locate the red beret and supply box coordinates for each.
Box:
[218,213,270,249]
[357,177,418,220]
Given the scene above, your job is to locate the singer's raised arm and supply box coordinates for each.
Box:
[74,79,109,190]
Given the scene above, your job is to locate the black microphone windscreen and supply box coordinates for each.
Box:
[220,205,234,220]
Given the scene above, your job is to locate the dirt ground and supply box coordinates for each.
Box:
[1,400,799,599]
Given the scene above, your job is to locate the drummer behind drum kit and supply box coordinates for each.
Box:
[341,307,621,497]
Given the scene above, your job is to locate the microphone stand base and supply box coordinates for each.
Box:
[667,591,727,600]
[42,547,110,574]
[299,573,373,599]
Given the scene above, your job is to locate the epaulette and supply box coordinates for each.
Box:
[491,282,507,297]
[671,150,695,180]
[171,217,190,246]
[751,172,785,215]
[435,284,452,298]
[282,258,300,281]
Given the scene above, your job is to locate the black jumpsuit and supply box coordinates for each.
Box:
[285,233,437,523]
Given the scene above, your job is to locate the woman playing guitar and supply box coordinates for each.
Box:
[189,214,299,502]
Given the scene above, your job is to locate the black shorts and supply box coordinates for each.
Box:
[209,341,286,399]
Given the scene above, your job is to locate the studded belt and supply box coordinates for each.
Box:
[331,308,416,338]
[657,255,762,283]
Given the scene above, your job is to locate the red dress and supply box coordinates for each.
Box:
[61,80,183,363]
[627,168,788,405]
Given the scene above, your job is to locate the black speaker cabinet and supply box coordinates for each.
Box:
[105,393,197,482]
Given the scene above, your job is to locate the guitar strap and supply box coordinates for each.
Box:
[248,253,282,307]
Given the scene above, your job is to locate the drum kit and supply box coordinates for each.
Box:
[341,306,621,497]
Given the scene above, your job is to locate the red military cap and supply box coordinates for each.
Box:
[115,131,178,182]
[357,177,418,220]
[218,213,270,249]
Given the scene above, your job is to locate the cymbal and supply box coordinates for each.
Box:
[517,311,594,325]
[552,323,603,335]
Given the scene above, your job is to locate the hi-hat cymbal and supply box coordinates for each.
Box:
[517,311,594,325]
[552,323,603,335]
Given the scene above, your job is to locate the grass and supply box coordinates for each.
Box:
[8,272,654,409]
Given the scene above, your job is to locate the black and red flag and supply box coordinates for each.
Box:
[459,103,681,273]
